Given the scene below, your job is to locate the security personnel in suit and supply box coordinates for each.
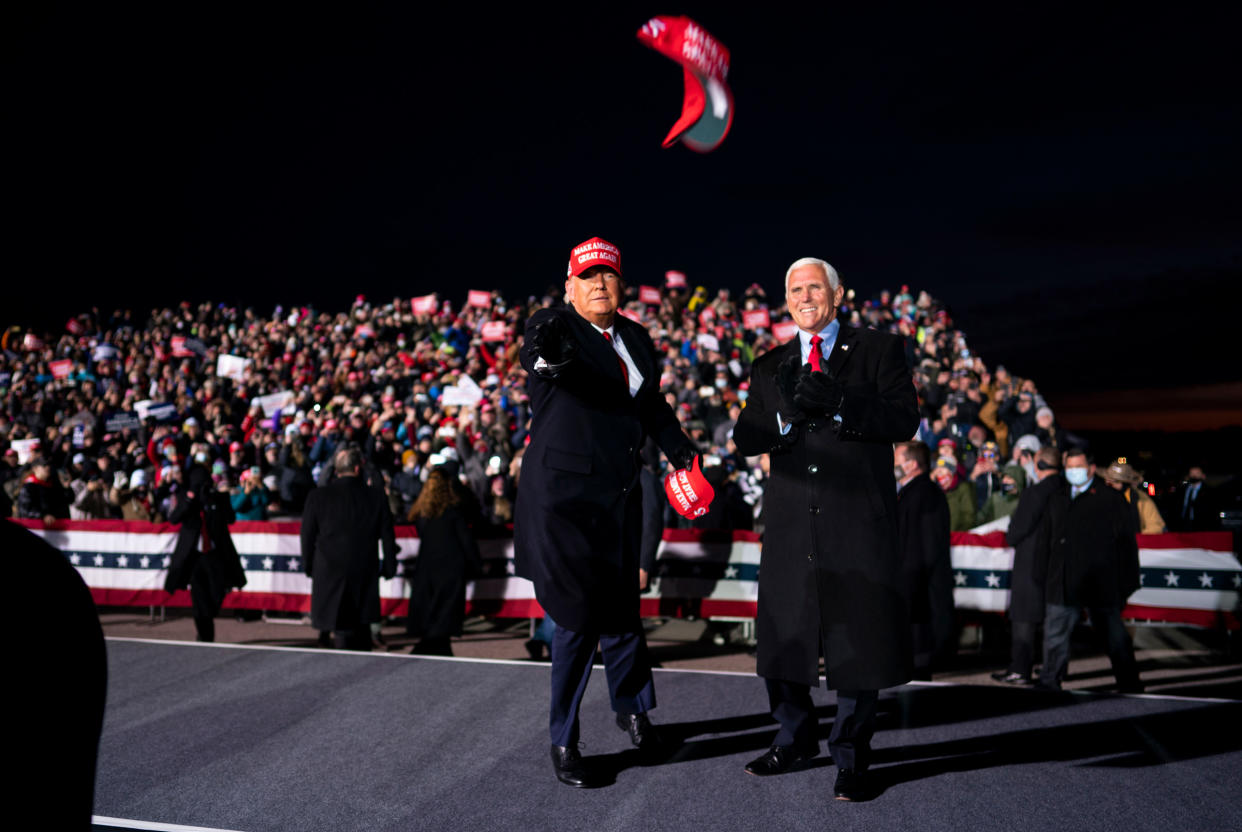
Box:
[514,236,697,788]
[301,447,399,650]
[734,257,919,802]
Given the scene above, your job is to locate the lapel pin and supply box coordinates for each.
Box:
[841,345,849,351]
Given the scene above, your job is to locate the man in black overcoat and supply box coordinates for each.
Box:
[733,257,919,802]
[993,446,1061,685]
[894,441,954,679]
[1036,447,1142,692]
[301,447,398,650]
[514,236,697,788]
[164,466,247,642]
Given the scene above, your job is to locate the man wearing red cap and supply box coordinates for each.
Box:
[515,236,701,788]
[734,257,919,802]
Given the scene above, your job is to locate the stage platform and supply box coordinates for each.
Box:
[93,639,1242,832]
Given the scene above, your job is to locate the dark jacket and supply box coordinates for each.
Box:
[734,324,920,689]
[301,474,399,632]
[17,475,71,520]
[1004,472,1059,622]
[164,484,247,602]
[1043,475,1140,608]
[896,473,954,665]
[513,306,693,633]
[407,506,483,639]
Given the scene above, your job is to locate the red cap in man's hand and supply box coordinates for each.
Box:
[664,455,714,519]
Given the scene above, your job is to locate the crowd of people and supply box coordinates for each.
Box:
[0,280,1211,539]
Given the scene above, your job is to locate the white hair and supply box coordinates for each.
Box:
[784,257,841,294]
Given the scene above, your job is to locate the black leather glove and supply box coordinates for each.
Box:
[794,369,845,416]
[669,446,698,472]
[530,316,578,367]
[776,354,808,426]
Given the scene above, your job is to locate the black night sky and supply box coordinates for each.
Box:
[7,4,1241,401]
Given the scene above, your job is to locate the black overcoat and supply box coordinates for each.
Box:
[1004,473,1059,622]
[164,488,247,600]
[301,475,398,632]
[895,472,954,663]
[734,324,919,689]
[408,506,483,639]
[1043,476,1139,608]
[514,306,693,633]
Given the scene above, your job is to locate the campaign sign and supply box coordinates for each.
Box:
[105,412,142,432]
[467,290,491,308]
[216,354,251,382]
[638,286,662,304]
[49,359,73,379]
[697,333,720,352]
[480,321,508,342]
[411,295,437,315]
[742,309,771,330]
[665,270,687,288]
[772,321,799,342]
[254,390,295,418]
[171,336,193,357]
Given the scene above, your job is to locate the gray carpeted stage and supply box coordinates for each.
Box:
[94,639,1242,832]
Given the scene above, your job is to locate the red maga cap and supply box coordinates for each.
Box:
[567,237,622,278]
[664,455,715,519]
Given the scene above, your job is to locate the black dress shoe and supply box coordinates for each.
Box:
[550,745,593,788]
[833,767,872,801]
[744,744,818,776]
[524,638,547,661]
[616,712,660,751]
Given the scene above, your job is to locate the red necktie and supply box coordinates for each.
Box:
[603,331,629,387]
[200,508,212,553]
[808,334,824,372]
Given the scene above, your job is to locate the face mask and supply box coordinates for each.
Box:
[194,452,208,463]
[1065,467,1090,486]
[715,379,727,389]
[1002,481,1016,495]
[738,391,748,402]
[1022,461,1038,482]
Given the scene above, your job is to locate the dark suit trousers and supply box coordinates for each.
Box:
[549,623,656,747]
[765,679,878,771]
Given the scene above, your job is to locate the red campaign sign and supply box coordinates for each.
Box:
[772,321,799,342]
[741,309,771,330]
[65,318,85,336]
[171,336,193,357]
[638,285,662,304]
[480,321,508,342]
[619,308,643,323]
[49,359,72,379]
[411,295,437,315]
[467,290,491,308]
[23,333,44,351]
[665,270,687,288]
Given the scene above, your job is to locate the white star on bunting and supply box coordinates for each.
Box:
[1164,571,1179,587]
[139,555,151,568]
[162,556,171,568]
[117,555,129,568]
[1198,573,1213,588]
[1233,574,1242,589]
[985,573,1001,588]
[725,565,739,579]
[239,557,249,570]
[70,554,81,565]
[262,557,275,571]
[1139,572,1146,585]
[954,572,967,586]
[288,558,300,571]
[93,554,105,566]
